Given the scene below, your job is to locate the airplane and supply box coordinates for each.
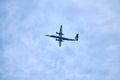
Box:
[45,25,79,47]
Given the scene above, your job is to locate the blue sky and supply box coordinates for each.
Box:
[1,0,120,80]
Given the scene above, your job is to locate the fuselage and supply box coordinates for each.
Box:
[46,34,76,41]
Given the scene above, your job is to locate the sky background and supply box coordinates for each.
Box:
[0,0,120,80]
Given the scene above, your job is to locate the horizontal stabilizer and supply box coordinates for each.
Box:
[75,34,79,41]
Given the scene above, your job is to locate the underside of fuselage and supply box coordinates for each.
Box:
[46,35,75,41]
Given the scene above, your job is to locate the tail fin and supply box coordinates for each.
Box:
[75,34,79,41]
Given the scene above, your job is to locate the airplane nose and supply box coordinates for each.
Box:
[45,34,49,36]
[45,34,50,37]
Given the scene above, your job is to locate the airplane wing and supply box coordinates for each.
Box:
[59,41,62,47]
[59,25,63,37]
[60,25,62,34]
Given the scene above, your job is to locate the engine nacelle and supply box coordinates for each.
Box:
[56,32,59,34]
[56,38,59,41]
[56,39,63,42]
[56,32,64,35]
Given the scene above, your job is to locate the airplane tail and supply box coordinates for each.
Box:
[75,34,79,41]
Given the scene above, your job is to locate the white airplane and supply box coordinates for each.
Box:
[46,25,79,47]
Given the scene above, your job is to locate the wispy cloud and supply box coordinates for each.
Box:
[1,0,120,80]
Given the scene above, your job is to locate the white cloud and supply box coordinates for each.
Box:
[1,0,120,80]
